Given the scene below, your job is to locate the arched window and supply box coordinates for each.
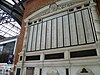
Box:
[77,67,94,75]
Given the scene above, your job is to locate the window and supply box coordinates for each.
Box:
[70,49,97,58]
[16,68,21,75]
[0,41,16,63]
[20,56,22,61]
[40,69,42,75]
[26,55,40,61]
[45,53,64,60]
[66,69,69,75]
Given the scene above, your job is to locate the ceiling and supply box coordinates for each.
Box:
[0,0,26,38]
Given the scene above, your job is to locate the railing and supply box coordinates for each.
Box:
[26,7,97,52]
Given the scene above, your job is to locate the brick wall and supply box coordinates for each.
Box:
[13,0,57,75]
[12,18,25,75]
[24,0,57,18]
[97,0,100,15]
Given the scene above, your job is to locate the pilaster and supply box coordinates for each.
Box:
[90,1,100,41]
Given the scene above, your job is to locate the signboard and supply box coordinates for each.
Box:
[7,54,14,64]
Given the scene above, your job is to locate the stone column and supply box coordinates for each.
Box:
[90,0,100,61]
[22,66,26,75]
[22,20,29,52]
[34,67,40,75]
[64,51,69,60]
[90,1,100,41]
[40,53,44,61]
[21,20,29,75]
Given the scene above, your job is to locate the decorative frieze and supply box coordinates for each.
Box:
[28,0,90,22]
[49,3,58,12]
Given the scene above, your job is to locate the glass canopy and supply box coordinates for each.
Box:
[5,0,22,5]
[5,0,15,5]
[0,8,21,38]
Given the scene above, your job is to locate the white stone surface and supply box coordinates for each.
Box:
[63,15,70,46]
[27,26,33,51]
[41,22,46,49]
[52,19,57,48]
[69,13,77,45]
[16,0,100,75]
[46,20,51,49]
[75,11,86,44]
[31,25,37,51]
[82,9,94,43]
[58,17,63,47]
[36,23,42,50]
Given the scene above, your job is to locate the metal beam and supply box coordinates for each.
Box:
[0,0,26,26]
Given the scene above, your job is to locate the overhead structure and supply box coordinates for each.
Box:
[0,0,26,25]
[0,0,26,38]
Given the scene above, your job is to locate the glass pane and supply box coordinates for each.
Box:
[0,8,21,38]
[5,0,15,5]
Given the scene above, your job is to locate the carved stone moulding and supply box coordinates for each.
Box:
[47,68,59,75]
[49,3,58,12]
[25,0,90,24]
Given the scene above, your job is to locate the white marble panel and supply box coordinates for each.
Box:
[52,19,57,48]
[63,15,70,46]
[75,11,85,44]
[41,22,46,49]
[31,25,37,51]
[88,8,96,41]
[69,13,77,45]
[27,27,33,51]
[46,20,51,49]
[36,23,42,50]
[58,17,63,47]
[82,9,94,43]
[27,26,34,51]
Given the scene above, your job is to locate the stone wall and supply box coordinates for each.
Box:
[13,0,58,74]
[13,0,100,75]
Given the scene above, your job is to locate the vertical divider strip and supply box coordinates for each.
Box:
[35,24,38,50]
[62,16,64,47]
[56,18,58,48]
[45,21,47,49]
[50,19,52,49]
[68,13,71,46]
